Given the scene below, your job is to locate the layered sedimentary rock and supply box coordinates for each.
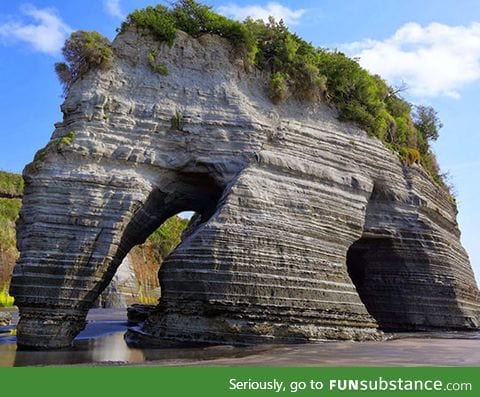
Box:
[1,178,159,310]
[11,29,480,349]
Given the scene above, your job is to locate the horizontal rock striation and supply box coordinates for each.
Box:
[11,29,480,349]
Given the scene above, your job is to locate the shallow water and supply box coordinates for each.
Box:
[1,309,480,367]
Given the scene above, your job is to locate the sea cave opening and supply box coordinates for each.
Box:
[346,235,413,331]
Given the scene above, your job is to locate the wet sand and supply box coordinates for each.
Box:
[1,308,479,367]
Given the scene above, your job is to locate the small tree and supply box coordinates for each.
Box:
[268,72,289,103]
[55,30,113,95]
[413,105,443,141]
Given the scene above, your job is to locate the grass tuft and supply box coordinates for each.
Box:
[0,285,15,307]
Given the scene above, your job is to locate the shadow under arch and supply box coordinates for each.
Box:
[346,180,470,332]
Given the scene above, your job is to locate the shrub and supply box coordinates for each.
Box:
[55,31,113,95]
[421,150,442,183]
[34,131,76,162]
[122,5,177,44]
[54,63,72,93]
[399,147,421,165]
[122,1,256,62]
[0,196,20,291]
[0,286,15,307]
[317,51,389,135]
[147,49,157,67]
[147,49,169,75]
[339,101,376,134]
[392,116,411,146]
[293,63,327,102]
[153,62,169,76]
[170,111,185,130]
[0,211,17,249]
[413,105,443,141]
[244,17,297,71]
[244,17,328,103]
[385,94,411,117]
[268,72,289,103]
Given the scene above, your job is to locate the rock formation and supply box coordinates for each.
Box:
[1,172,162,310]
[11,29,480,349]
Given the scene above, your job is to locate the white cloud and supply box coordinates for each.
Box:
[103,0,125,19]
[345,22,480,98]
[218,2,305,26]
[0,4,71,55]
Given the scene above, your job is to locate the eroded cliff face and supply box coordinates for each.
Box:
[10,29,480,349]
[1,175,178,310]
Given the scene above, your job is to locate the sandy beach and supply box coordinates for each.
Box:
[1,308,480,367]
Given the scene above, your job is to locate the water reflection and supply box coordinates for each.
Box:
[1,309,480,367]
[12,332,147,367]
[1,320,270,367]
[0,321,129,367]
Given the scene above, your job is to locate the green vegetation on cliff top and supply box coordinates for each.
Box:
[54,0,446,189]
[55,31,113,95]
[121,1,446,188]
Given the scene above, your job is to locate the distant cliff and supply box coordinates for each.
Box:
[0,171,22,300]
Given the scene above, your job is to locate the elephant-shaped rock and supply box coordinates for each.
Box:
[11,30,480,349]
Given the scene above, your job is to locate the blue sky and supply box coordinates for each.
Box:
[0,1,479,282]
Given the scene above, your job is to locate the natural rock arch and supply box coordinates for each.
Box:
[11,30,480,349]
[97,177,222,309]
[346,182,476,331]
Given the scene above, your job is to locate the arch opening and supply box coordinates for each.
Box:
[96,171,225,310]
[345,176,469,333]
[98,212,193,308]
[346,235,416,331]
